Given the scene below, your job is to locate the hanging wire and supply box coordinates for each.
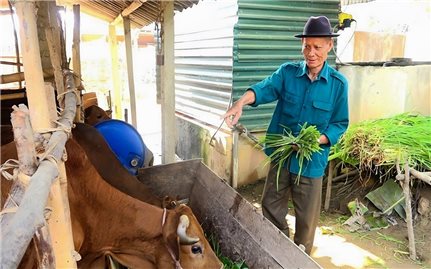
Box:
[332,21,357,66]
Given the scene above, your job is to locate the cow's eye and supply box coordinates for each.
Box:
[191,245,202,254]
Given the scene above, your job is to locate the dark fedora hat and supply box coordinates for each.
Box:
[295,16,339,38]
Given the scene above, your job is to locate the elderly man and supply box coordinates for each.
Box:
[223,16,349,254]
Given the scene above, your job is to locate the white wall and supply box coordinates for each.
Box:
[339,65,431,123]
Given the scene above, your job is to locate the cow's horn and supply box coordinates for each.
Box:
[177,215,199,245]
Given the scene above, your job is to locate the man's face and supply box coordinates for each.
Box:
[301,37,333,71]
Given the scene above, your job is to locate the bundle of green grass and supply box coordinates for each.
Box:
[260,123,322,185]
[330,113,431,172]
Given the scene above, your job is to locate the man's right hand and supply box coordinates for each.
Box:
[221,90,256,128]
[222,102,243,128]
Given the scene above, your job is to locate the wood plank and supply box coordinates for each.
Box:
[191,163,321,269]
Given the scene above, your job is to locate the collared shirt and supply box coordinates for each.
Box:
[249,61,349,178]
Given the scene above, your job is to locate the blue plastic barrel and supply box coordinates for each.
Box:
[94,119,146,175]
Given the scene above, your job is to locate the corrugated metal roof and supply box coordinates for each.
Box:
[341,0,376,6]
[66,0,199,28]
[233,0,340,131]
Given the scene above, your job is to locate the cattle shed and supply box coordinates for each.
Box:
[0,0,197,267]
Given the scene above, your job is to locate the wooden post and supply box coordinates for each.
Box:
[109,24,122,119]
[161,1,176,164]
[232,130,239,188]
[324,160,335,211]
[14,0,55,132]
[402,163,417,260]
[72,4,82,122]
[123,16,138,128]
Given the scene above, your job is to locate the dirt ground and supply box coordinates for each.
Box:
[237,180,431,269]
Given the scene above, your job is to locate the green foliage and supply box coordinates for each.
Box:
[261,123,322,186]
[208,233,249,269]
[330,113,431,172]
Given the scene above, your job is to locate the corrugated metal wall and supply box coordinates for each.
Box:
[175,0,340,131]
[174,1,238,127]
[233,0,340,131]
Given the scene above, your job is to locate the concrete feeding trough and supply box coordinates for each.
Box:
[138,159,321,269]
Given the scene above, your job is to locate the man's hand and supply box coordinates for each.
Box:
[222,102,243,128]
[222,90,256,128]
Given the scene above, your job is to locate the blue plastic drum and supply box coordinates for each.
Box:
[94,119,146,175]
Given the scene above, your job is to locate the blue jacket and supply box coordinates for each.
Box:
[249,61,349,178]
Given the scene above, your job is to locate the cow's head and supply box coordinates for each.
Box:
[163,204,223,269]
[84,105,111,126]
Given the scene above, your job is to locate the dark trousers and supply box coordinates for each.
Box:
[261,163,322,255]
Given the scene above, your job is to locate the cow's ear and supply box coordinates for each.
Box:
[162,211,180,261]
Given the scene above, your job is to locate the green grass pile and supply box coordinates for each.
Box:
[330,113,431,172]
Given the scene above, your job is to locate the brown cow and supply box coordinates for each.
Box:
[1,137,222,268]
[84,105,111,126]
[82,107,154,167]
[72,122,164,207]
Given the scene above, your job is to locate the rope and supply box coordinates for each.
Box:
[0,159,19,181]
[56,88,80,104]
[0,206,18,216]
[0,193,19,216]
[37,120,73,137]
[161,208,183,269]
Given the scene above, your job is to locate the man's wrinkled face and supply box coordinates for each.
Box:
[301,37,333,71]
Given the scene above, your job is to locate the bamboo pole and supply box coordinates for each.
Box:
[1,105,56,268]
[0,71,78,268]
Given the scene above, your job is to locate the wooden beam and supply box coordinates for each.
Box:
[161,1,176,164]
[109,25,122,119]
[111,0,146,25]
[123,16,137,128]
[0,72,52,84]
